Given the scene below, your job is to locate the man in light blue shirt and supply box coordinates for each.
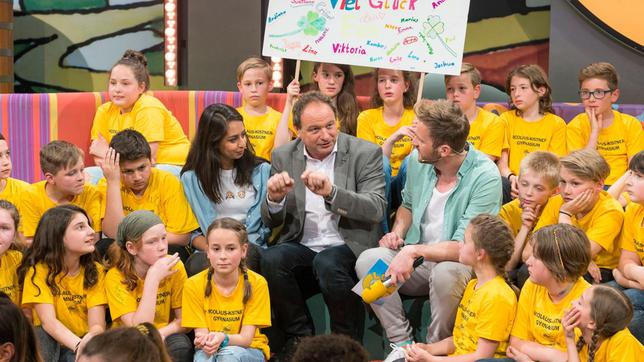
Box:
[356,99,502,362]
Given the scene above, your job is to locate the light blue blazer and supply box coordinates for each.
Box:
[180,162,271,247]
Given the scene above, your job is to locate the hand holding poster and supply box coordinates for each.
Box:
[262,0,471,75]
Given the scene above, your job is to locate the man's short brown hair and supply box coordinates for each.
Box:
[414,99,469,152]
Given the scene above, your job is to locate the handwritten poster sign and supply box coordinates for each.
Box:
[262,0,471,75]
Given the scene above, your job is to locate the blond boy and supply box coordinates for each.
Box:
[533,149,624,284]
[567,62,644,186]
[445,63,505,162]
[21,141,102,243]
[499,151,560,272]
[235,57,287,161]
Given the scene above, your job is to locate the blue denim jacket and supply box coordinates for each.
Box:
[180,162,271,247]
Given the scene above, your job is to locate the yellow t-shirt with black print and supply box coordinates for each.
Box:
[501,110,567,175]
[182,269,271,359]
[357,107,415,176]
[0,177,31,234]
[98,168,198,235]
[567,111,644,185]
[499,198,524,237]
[579,328,644,362]
[91,94,190,165]
[236,106,282,161]
[22,262,107,337]
[469,108,505,159]
[0,249,22,305]
[105,259,187,328]
[451,276,517,357]
[21,181,102,238]
[534,192,624,269]
[621,202,644,265]
[511,278,590,351]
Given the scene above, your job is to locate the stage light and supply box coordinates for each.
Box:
[164,0,178,86]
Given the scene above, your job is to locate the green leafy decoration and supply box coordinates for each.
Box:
[270,11,326,38]
[421,15,456,57]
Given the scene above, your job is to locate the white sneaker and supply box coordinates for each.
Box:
[383,343,407,362]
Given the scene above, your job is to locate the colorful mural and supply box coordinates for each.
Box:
[12,0,171,92]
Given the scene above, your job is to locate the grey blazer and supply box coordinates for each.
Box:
[261,133,387,257]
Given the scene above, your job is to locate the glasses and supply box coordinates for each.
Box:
[578,89,613,100]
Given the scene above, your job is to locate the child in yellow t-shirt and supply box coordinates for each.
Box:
[567,62,644,186]
[0,134,31,241]
[18,205,106,360]
[90,49,190,176]
[613,150,644,343]
[182,218,270,361]
[235,57,286,161]
[105,210,191,361]
[282,62,361,138]
[21,140,102,244]
[499,64,567,198]
[99,129,198,253]
[499,151,560,282]
[533,149,624,284]
[445,63,505,162]
[508,224,591,362]
[357,68,417,176]
[0,201,22,305]
[563,285,644,361]
[402,214,517,361]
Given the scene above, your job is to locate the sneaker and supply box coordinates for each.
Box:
[383,342,407,362]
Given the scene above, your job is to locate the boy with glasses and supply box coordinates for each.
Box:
[567,62,643,186]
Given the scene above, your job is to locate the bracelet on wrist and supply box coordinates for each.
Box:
[507,173,516,180]
[74,340,82,353]
[559,210,572,217]
[220,333,230,349]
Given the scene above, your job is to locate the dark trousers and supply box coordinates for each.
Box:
[260,242,364,342]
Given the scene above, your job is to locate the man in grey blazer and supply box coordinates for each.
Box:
[261,91,386,357]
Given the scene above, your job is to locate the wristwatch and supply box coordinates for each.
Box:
[324,185,337,203]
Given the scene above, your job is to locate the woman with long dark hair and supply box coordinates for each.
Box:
[180,104,270,275]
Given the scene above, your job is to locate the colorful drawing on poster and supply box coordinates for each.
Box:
[263,0,471,75]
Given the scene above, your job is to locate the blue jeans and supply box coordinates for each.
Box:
[608,281,644,344]
[194,346,264,362]
[35,327,76,362]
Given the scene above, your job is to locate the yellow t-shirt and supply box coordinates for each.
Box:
[0,177,31,233]
[567,111,644,185]
[621,202,644,265]
[579,328,644,362]
[98,168,198,235]
[21,262,107,337]
[534,192,624,269]
[501,110,567,175]
[105,259,187,328]
[357,107,415,176]
[499,198,524,237]
[469,108,505,159]
[0,249,22,305]
[236,106,283,161]
[91,94,190,165]
[451,276,517,357]
[21,181,102,238]
[511,278,590,351]
[181,269,271,359]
